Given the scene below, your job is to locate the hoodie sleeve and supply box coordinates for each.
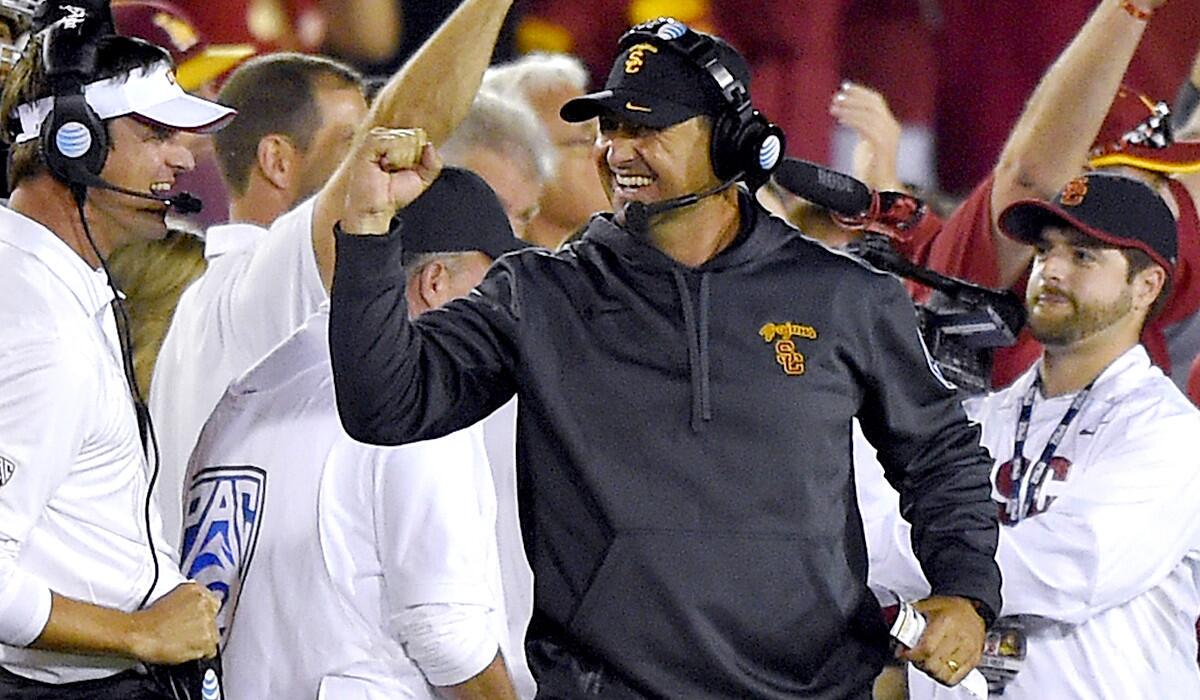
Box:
[328,221,520,446]
[853,273,1002,623]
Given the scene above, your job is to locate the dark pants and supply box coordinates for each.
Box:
[0,665,171,699]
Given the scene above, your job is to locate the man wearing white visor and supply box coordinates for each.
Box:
[0,2,234,696]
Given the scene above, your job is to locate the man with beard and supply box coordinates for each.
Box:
[881,172,1200,699]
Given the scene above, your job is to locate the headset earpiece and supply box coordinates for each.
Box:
[33,7,111,197]
[710,106,784,187]
[41,90,107,188]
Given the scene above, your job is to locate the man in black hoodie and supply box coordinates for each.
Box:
[327,18,1000,700]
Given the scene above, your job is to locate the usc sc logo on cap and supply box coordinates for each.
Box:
[1061,177,1089,207]
[759,322,818,376]
[624,43,659,74]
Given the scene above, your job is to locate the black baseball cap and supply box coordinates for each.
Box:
[560,18,750,129]
[999,172,1178,277]
[399,167,530,263]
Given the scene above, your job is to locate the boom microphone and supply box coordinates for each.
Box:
[623,175,740,236]
[772,158,873,217]
[73,170,204,214]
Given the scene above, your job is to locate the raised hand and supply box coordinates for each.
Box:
[341,127,443,235]
[830,82,903,192]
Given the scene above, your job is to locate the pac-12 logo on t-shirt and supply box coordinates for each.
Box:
[180,465,266,644]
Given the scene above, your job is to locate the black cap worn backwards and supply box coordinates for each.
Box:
[560,20,751,129]
[999,172,1178,278]
[399,167,530,264]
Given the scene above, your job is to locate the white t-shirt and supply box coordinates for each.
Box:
[150,199,324,547]
[869,346,1200,700]
[180,311,512,699]
[0,206,184,683]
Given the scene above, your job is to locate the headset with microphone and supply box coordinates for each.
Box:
[18,6,222,698]
[32,2,202,213]
[615,17,786,232]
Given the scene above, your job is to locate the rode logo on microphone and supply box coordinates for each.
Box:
[759,322,818,376]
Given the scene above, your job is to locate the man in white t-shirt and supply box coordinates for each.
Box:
[180,166,527,699]
[872,172,1200,699]
[149,0,514,547]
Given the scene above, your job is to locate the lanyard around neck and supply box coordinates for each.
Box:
[1007,375,1094,522]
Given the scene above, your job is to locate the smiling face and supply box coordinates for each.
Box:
[594,114,718,223]
[1025,226,1145,349]
[84,115,196,245]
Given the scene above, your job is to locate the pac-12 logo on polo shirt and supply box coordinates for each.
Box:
[0,454,15,487]
[180,465,266,644]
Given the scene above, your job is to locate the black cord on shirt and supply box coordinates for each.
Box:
[73,194,162,610]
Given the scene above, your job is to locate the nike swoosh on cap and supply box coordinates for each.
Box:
[625,101,652,113]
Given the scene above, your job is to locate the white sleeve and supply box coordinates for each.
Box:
[0,340,90,645]
[392,602,501,687]
[996,407,1200,624]
[373,436,495,609]
[852,422,932,605]
[223,197,327,368]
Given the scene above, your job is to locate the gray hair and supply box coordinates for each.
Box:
[442,88,556,183]
[482,52,589,101]
[402,251,475,285]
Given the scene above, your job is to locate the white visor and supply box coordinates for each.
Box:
[12,61,236,144]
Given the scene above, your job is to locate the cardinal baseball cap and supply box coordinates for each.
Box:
[399,167,531,263]
[1088,85,1200,175]
[560,18,749,129]
[999,172,1178,277]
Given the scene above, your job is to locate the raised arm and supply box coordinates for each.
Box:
[329,128,519,445]
[990,0,1168,287]
[312,0,515,289]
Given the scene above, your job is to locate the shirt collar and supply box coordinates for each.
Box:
[203,222,269,260]
[0,206,114,317]
[1002,344,1151,408]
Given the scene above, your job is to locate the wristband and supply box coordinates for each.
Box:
[1119,0,1153,21]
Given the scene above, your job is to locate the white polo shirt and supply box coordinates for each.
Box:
[149,198,324,547]
[180,311,512,699]
[0,206,185,684]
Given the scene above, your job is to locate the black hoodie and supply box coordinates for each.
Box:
[329,195,1001,699]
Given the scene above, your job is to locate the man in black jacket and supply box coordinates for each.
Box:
[327,18,1000,700]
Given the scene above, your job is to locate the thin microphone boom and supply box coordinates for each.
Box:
[623,175,741,235]
[72,170,203,214]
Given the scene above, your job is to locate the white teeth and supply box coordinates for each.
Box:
[615,174,653,188]
[150,182,171,193]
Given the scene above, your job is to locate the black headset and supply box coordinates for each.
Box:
[35,2,112,198]
[618,17,785,188]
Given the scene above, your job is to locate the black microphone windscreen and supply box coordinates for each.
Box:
[772,158,873,217]
[168,192,203,215]
[623,201,649,237]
